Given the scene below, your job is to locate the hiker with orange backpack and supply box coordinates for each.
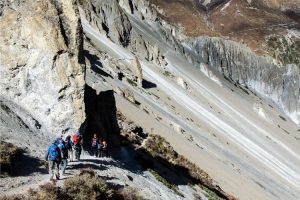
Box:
[45,140,61,181]
[72,132,82,161]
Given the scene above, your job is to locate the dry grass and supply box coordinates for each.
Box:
[148,168,182,197]
[144,135,212,184]
[266,35,300,66]
[115,187,143,200]
[149,0,298,57]
[1,169,117,200]
[64,169,114,200]
[27,182,68,200]
[0,195,25,200]
[0,141,20,175]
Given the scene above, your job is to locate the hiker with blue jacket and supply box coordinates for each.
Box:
[57,138,68,176]
[45,140,62,181]
[65,135,73,162]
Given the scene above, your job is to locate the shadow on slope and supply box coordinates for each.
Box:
[110,134,232,200]
[84,49,113,78]
[142,79,157,89]
[0,141,47,177]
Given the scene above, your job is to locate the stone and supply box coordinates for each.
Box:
[176,77,189,90]
[131,57,143,87]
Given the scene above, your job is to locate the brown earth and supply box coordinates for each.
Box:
[149,0,300,55]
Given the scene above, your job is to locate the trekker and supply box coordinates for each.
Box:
[45,140,61,181]
[56,136,63,144]
[91,134,98,157]
[57,139,68,176]
[97,138,103,157]
[65,135,73,162]
[102,140,108,157]
[72,132,82,160]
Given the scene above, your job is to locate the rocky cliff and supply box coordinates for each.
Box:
[80,0,174,67]
[183,37,300,124]
[0,0,85,135]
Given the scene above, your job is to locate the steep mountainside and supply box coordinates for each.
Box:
[78,0,300,199]
[0,0,299,200]
[148,0,300,124]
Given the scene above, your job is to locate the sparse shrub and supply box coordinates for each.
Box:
[163,71,174,78]
[117,187,143,200]
[0,195,25,200]
[127,78,137,87]
[27,182,68,200]
[200,185,224,200]
[143,135,177,161]
[143,135,225,198]
[0,141,20,175]
[266,35,300,66]
[148,169,182,197]
[279,115,287,121]
[64,169,114,200]
[2,169,146,200]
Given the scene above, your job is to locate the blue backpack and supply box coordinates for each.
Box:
[58,143,68,159]
[49,144,59,161]
[65,140,73,150]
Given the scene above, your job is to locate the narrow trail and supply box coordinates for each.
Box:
[1,154,119,197]
[1,150,192,200]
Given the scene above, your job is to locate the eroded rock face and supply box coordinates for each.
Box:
[183,37,300,124]
[81,0,132,47]
[0,0,85,135]
[80,0,170,66]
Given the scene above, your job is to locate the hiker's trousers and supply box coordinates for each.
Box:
[48,160,59,179]
[60,159,67,175]
[68,149,73,161]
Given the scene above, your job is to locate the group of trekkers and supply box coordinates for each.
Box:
[91,133,108,158]
[45,132,108,181]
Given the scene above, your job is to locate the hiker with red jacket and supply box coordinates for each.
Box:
[45,140,61,181]
[91,134,99,157]
[72,132,82,161]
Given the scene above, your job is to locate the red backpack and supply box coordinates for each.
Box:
[73,134,81,145]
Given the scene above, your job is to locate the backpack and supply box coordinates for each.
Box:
[65,140,73,150]
[92,138,98,147]
[56,137,63,145]
[58,143,68,159]
[49,144,60,161]
[73,134,81,145]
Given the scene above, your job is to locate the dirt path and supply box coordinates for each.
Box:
[1,149,192,200]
